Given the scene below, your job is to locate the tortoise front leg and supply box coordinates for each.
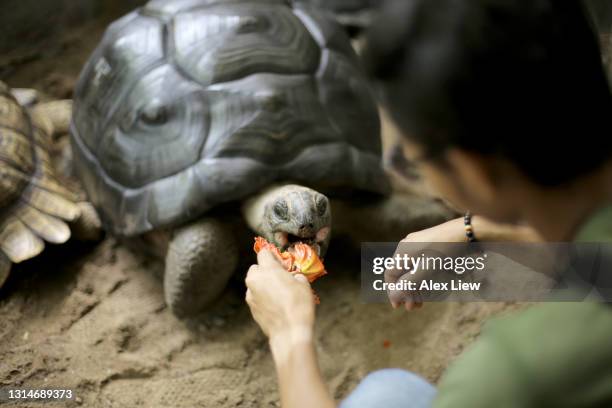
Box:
[164,219,238,318]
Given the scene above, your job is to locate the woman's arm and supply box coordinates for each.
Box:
[245,250,335,408]
[387,216,543,310]
[270,328,335,408]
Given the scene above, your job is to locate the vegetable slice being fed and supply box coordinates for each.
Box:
[253,237,328,303]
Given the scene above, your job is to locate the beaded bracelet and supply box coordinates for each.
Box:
[464,212,478,242]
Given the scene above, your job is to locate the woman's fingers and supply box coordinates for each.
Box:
[245,265,259,287]
[246,264,258,277]
[293,273,309,285]
[257,249,283,270]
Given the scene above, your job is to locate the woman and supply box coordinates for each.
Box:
[245,1,612,406]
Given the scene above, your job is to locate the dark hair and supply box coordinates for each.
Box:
[363,0,612,186]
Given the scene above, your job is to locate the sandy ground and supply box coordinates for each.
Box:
[0,14,520,408]
[0,238,520,408]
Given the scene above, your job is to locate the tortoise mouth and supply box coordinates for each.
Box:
[273,230,328,256]
[287,233,307,245]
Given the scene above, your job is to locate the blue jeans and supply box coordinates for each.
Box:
[340,369,437,408]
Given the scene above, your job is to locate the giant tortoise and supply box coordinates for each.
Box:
[70,0,451,317]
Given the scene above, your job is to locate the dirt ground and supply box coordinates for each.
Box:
[0,14,521,408]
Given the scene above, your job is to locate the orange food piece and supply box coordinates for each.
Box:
[287,242,327,283]
[253,236,294,271]
[253,237,328,303]
[253,237,327,282]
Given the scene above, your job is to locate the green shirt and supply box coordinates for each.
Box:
[433,206,612,408]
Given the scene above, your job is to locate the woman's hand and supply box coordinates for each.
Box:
[246,250,335,408]
[386,218,466,311]
[245,250,316,353]
[386,216,541,311]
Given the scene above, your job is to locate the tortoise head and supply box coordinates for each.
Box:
[243,184,331,257]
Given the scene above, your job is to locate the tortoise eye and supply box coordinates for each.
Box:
[316,196,328,217]
[139,104,168,126]
[273,200,289,220]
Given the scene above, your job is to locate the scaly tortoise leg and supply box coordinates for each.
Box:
[164,219,238,318]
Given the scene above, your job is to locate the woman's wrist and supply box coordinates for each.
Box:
[269,325,314,365]
[471,215,541,242]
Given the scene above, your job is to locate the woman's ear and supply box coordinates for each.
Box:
[445,149,499,206]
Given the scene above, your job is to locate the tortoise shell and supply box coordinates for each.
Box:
[0,82,79,269]
[70,0,388,236]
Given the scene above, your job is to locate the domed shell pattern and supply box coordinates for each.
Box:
[71,0,388,236]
